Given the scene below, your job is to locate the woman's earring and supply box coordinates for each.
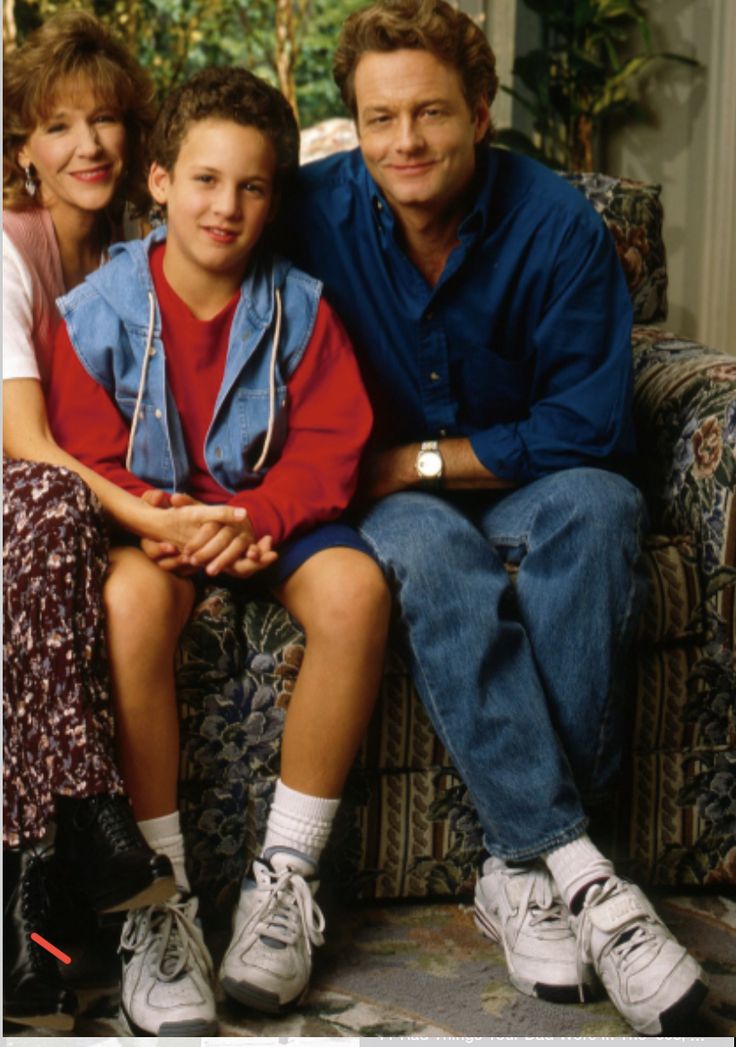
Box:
[23,165,37,197]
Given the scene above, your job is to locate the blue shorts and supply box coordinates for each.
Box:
[259,520,374,587]
[191,519,375,595]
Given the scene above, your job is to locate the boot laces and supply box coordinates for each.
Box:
[120,898,213,983]
[19,852,55,971]
[93,798,140,851]
[249,865,325,952]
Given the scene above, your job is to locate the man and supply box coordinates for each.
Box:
[280,0,706,1035]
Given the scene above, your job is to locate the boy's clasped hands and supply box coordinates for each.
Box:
[140,488,278,578]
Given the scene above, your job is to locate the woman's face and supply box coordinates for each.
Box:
[18,76,127,220]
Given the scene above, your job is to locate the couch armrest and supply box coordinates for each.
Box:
[632,326,736,585]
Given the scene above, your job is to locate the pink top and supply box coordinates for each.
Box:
[3,207,65,388]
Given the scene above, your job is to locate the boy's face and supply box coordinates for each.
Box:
[149,118,278,293]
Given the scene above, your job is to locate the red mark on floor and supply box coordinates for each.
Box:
[30,932,71,964]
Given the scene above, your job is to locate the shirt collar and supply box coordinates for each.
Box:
[458,147,499,241]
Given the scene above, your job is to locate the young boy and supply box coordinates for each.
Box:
[47,67,391,1035]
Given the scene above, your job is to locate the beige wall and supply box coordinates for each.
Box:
[604,0,736,355]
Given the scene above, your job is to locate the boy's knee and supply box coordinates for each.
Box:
[300,553,390,638]
[105,553,194,636]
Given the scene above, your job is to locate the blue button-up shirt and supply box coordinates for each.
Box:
[281,146,635,484]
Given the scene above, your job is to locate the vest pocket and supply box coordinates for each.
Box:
[234,385,289,475]
[116,395,176,488]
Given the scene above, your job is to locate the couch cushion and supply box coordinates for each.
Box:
[564,173,667,324]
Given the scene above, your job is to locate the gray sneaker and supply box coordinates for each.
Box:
[572,877,707,1035]
[119,895,217,1035]
[219,849,325,1013]
[474,857,596,1002]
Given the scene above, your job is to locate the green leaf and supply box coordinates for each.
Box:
[657,51,702,68]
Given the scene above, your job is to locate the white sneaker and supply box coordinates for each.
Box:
[573,877,708,1035]
[119,894,217,1035]
[219,849,325,1013]
[474,857,596,1002]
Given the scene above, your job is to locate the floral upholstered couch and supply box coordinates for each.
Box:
[176,170,736,915]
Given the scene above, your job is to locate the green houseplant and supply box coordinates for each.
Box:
[497,0,699,171]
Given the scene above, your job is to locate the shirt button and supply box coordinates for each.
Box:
[375,200,383,211]
[149,348,157,357]
[215,447,223,459]
[429,371,440,382]
[154,408,162,419]
[439,428,447,437]
[426,309,434,320]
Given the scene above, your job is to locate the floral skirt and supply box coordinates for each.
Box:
[3,458,124,847]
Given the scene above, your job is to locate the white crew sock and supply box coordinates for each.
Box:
[544,833,615,912]
[261,780,340,873]
[138,810,190,893]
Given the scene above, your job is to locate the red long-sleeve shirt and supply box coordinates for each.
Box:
[48,244,373,545]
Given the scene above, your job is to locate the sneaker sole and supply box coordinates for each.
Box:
[474,901,596,1004]
[121,1002,217,1036]
[221,974,306,1014]
[642,978,709,1037]
[97,873,177,913]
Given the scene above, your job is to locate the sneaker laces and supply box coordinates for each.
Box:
[506,863,567,933]
[575,879,655,1002]
[248,865,325,953]
[120,898,213,983]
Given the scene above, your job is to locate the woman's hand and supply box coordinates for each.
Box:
[140,488,253,550]
[139,490,278,578]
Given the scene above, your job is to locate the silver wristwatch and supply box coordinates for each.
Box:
[415,440,444,486]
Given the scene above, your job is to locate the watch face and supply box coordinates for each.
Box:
[417,450,443,479]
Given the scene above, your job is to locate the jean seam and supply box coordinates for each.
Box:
[358,521,587,859]
[587,493,648,795]
[358,526,506,843]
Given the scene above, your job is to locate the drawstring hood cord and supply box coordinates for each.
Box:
[124,286,283,477]
[126,289,156,472]
[252,287,282,473]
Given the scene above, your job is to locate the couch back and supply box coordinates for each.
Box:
[563,173,667,324]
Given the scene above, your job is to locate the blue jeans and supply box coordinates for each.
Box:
[357,467,649,861]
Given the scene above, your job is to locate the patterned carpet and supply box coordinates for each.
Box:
[5,890,735,1038]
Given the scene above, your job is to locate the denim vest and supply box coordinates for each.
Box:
[57,226,323,494]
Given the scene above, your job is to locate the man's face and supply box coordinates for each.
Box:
[354,48,489,221]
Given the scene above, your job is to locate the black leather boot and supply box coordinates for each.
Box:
[3,849,78,1030]
[54,794,176,913]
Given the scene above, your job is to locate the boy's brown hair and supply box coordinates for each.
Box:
[3,9,155,215]
[333,0,498,143]
[149,67,300,189]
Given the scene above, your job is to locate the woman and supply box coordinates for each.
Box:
[2,11,243,1030]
